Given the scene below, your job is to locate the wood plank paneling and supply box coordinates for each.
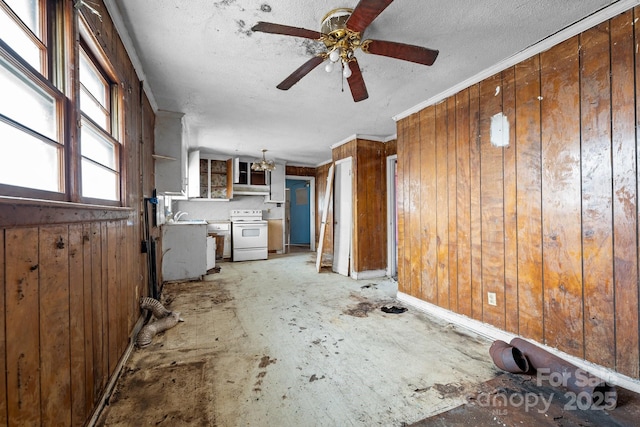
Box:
[479,73,505,328]
[0,1,152,425]
[502,67,519,334]
[107,221,119,374]
[420,107,437,303]
[286,165,316,177]
[447,98,458,312]
[455,89,472,317]
[94,221,107,398]
[69,224,87,425]
[540,37,584,356]
[39,225,72,425]
[613,8,639,378]
[580,22,615,367]
[353,140,386,272]
[435,102,450,308]
[514,55,544,342]
[408,114,422,297]
[395,7,640,376]
[5,228,41,425]
[469,85,483,321]
[397,119,407,293]
[82,223,95,413]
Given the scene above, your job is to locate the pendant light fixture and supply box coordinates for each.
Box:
[251,149,276,171]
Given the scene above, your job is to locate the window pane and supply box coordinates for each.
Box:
[0,6,41,69]
[0,119,60,192]
[79,50,107,107]
[81,119,115,169]
[80,88,108,129]
[81,158,117,200]
[4,0,40,36]
[0,56,56,139]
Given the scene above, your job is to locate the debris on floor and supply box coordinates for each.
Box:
[381,305,408,314]
[136,297,184,348]
[207,265,221,274]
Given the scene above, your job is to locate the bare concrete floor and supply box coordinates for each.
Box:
[95,251,498,426]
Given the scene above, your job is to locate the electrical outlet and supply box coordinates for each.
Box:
[488,292,497,306]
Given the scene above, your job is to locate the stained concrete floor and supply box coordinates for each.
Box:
[94,250,499,426]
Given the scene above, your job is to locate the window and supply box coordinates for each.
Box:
[0,0,46,74]
[0,0,64,195]
[0,0,125,204]
[79,44,120,201]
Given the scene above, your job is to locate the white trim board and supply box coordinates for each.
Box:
[394,0,640,122]
[397,292,640,394]
[350,269,387,280]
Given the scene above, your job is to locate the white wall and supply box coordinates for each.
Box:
[172,196,284,221]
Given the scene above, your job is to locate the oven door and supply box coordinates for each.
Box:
[232,222,268,249]
[232,221,268,261]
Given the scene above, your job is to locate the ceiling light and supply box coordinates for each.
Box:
[342,62,352,78]
[251,149,276,172]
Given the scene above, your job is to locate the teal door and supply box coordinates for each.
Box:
[286,179,310,245]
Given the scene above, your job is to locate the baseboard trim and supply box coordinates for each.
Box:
[397,292,640,394]
[87,314,146,426]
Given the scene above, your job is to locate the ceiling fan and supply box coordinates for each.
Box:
[251,0,439,102]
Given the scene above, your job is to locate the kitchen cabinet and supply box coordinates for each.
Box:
[188,150,233,199]
[154,110,187,195]
[267,162,285,203]
[162,222,208,281]
[232,158,285,200]
[234,159,267,185]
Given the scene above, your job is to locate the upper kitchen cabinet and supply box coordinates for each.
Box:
[233,158,285,202]
[187,150,233,199]
[234,158,267,185]
[154,110,187,195]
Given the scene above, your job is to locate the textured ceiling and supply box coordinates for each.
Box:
[107,0,626,166]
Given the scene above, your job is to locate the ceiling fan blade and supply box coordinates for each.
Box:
[346,0,394,33]
[347,59,368,102]
[362,39,439,66]
[251,22,323,40]
[277,56,325,90]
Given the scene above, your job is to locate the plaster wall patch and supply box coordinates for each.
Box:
[490,112,510,147]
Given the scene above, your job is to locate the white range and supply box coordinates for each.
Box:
[230,209,268,261]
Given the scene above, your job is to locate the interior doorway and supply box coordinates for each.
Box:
[285,176,316,252]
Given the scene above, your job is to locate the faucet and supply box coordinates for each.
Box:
[174,211,188,221]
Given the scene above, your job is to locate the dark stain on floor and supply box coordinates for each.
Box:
[258,355,277,368]
[410,372,640,427]
[344,301,377,317]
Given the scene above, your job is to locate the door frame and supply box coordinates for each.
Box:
[332,157,353,277]
[386,155,398,278]
[285,175,316,252]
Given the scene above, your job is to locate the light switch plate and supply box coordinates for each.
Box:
[488,292,497,306]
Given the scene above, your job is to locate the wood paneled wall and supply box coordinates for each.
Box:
[0,1,154,425]
[397,8,640,378]
[286,165,316,177]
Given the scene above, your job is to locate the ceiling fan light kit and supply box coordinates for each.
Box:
[251,0,439,102]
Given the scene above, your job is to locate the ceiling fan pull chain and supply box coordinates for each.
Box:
[341,63,345,92]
